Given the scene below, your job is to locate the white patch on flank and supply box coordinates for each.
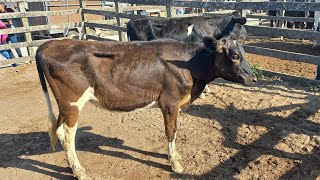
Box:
[133,101,159,112]
[70,86,97,111]
[187,24,194,36]
[143,101,159,109]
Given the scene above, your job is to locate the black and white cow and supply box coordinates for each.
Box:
[126,12,248,98]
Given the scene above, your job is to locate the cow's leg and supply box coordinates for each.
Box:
[161,104,183,173]
[163,108,183,173]
[56,108,90,180]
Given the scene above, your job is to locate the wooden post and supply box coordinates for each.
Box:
[115,0,125,41]
[313,0,320,48]
[166,6,172,17]
[238,0,247,18]
[314,0,320,80]
[79,0,87,40]
[18,1,33,56]
[278,0,286,40]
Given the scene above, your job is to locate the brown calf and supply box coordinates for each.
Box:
[36,37,256,179]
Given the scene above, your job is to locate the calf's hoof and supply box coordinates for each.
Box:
[74,167,91,180]
[171,159,184,173]
[78,174,92,180]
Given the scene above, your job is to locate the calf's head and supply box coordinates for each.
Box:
[203,36,256,85]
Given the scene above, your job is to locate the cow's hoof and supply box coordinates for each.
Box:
[78,174,92,180]
[199,93,206,99]
[171,160,184,173]
[75,167,91,180]
[77,172,91,180]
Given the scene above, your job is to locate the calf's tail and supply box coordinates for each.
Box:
[36,51,58,152]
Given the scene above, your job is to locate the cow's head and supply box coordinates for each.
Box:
[203,36,256,85]
[212,16,248,44]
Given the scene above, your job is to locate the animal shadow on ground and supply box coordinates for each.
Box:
[0,126,169,179]
[171,81,320,179]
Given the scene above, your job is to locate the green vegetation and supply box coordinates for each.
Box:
[249,63,264,79]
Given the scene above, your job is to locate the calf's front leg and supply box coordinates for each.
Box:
[161,105,184,173]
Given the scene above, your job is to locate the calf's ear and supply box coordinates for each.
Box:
[203,36,217,52]
[203,37,227,53]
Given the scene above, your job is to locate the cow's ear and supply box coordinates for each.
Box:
[233,17,247,25]
[231,10,241,17]
[203,36,217,52]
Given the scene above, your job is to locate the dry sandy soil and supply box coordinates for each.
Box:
[1,37,320,179]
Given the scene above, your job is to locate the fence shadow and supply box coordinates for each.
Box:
[0,126,169,178]
[171,93,320,179]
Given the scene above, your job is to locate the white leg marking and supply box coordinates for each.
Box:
[65,122,91,179]
[187,24,194,36]
[56,124,66,149]
[168,132,183,173]
[70,87,97,112]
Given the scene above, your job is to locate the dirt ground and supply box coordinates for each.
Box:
[1,45,320,180]
[245,38,320,80]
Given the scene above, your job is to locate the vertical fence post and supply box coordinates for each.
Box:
[18,1,33,56]
[166,6,172,17]
[239,0,247,18]
[166,0,174,17]
[314,0,320,80]
[313,0,320,48]
[115,0,124,41]
[278,0,286,40]
[79,0,87,40]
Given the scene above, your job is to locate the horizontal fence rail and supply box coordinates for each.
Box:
[243,45,320,65]
[246,15,315,23]
[0,9,80,19]
[245,25,320,41]
[0,22,81,34]
[82,8,146,19]
[116,1,320,11]
[85,22,127,32]
[0,0,79,2]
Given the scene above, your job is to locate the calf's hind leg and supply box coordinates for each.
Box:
[56,108,91,180]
